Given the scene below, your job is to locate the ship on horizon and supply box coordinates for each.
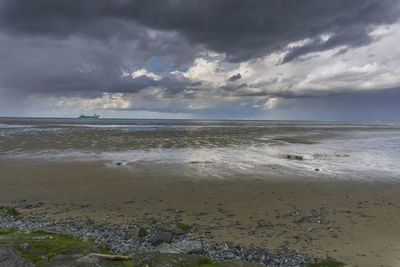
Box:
[78,114,100,119]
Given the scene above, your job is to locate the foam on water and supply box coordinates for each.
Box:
[0,124,33,128]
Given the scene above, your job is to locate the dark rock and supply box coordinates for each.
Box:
[149,232,172,245]
[286,155,303,160]
[164,223,186,236]
[315,168,320,171]
[0,245,34,267]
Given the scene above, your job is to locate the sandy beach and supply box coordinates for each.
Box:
[1,161,400,266]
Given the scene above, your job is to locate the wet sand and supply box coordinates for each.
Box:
[1,161,400,266]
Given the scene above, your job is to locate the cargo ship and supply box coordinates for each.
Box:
[78,114,100,119]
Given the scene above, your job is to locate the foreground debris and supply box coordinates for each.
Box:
[0,208,344,266]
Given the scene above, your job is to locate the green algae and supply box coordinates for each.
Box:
[307,259,345,267]
[176,221,189,231]
[138,227,148,238]
[103,253,263,267]
[5,208,20,217]
[0,228,108,266]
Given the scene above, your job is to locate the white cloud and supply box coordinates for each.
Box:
[131,68,161,80]
[263,97,280,110]
[179,22,400,106]
[27,92,131,114]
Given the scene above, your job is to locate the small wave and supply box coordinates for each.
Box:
[0,124,33,128]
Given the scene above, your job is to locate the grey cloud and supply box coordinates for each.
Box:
[282,25,374,63]
[190,81,202,87]
[265,87,400,121]
[233,91,316,99]
[228,73,241,82]
[248,79,279,88]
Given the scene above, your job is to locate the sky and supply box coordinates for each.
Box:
[0,0,400,120]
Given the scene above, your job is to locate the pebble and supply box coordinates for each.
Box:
[0,214,317,266]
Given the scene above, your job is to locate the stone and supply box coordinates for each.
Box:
[164,223,186,236]
[156,240,203,254]
[286,155,303,160]
[0,245,34,267]
[149,232,172,245]
[156,243,182,253]
[175,240,203,254]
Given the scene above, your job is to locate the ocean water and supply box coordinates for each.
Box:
[0,118,399,180]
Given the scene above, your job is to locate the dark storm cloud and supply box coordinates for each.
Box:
[0,30,197,97]
[1,0,399,62]
[138,0,399,62]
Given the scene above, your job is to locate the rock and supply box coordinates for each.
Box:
[0,245,34,267]
[164,223,186,236]
[306,227,313,232]
[175,240,203,254]
[156,243,183,253]
[149,232,172,245]
[286,155,303,160]
[315,168,320,171]
[156,240,203,254]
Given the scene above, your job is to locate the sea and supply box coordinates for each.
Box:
[1,118,399,180]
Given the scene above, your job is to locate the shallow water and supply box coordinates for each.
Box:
[1,118,399,180]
